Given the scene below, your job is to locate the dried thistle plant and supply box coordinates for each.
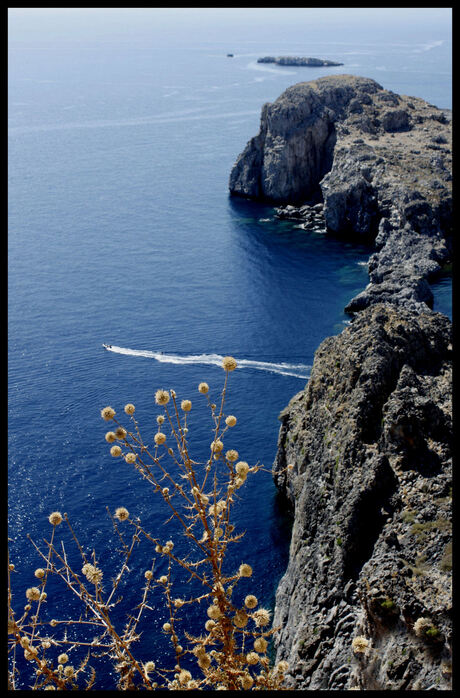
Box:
[8,357,292,690]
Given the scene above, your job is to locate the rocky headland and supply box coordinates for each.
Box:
[229,75,452,689]
[258,56,343,67]
[229,75,451,315]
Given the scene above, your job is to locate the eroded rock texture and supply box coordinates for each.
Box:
[229,75,452,314]
[229,74,452,690]
[272,304,452,690]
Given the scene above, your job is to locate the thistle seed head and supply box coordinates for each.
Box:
[246,651,259,665]
[238,563,252,577]
[277,660,289,673]
[254,637,268,653]
[236,461,249,477]
[114,507,129,521]
[413,617,433,638]
[351,636,370,653]
[233,610,249,628]
[101,406,116,421]
[241,674,254,689]
[244,594,258,609]
[25,587,40,601]
[252,608,271,627]
[48,512,63,526]
[155,390,170,406]
[222,356,237,372]
[207,604,222,620]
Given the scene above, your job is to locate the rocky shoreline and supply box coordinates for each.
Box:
[229,75,452,689]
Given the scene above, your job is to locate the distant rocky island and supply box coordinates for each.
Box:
[257,56,343,67]
[229,75,452,690]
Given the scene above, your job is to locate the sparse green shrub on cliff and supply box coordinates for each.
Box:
[380,598,396,611]
[8,358,292,690]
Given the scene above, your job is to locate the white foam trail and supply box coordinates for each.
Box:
[104,345,310,379]
[414,39,444,53]
[8,110,261,136]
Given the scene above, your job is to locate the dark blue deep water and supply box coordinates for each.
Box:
[8,8,451,689]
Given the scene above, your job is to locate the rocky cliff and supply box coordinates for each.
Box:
[272,304,452,690]
[229,75,452,313]
[229,75,452,690]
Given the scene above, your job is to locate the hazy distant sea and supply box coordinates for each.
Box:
[8,8,451,688]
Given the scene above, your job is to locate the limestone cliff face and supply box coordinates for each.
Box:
[229,86,338,203]
[229,75,452,314]
[229,75,451,231]
[272,304,452,690]
[230,76,375,204]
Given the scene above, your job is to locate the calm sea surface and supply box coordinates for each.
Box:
[8,8,451,688]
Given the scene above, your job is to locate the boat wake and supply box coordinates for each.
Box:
[103,345,311,379]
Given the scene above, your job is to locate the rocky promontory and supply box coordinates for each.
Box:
[229,75,451,314]
[229,75,452,689]
[258,56,343,67]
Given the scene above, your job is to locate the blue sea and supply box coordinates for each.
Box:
[8,8,452,689]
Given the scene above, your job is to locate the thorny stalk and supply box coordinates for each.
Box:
[8,357,293,690]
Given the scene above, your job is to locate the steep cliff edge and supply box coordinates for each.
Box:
[229,75,452,313]
[229,75,452,690]
[272,304,452,689]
